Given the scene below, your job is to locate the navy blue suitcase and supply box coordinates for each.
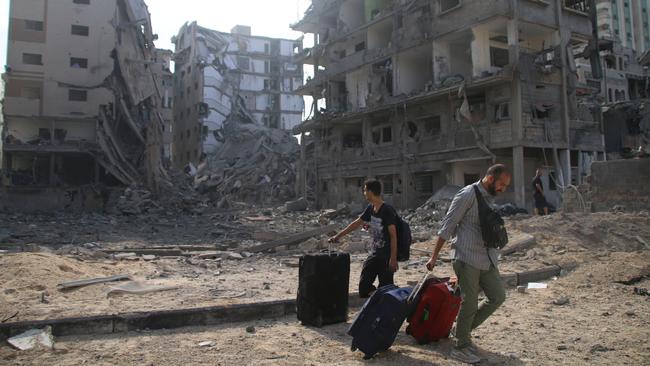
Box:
[347,285,412,359]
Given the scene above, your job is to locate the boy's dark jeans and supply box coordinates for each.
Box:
[359,251,394,298]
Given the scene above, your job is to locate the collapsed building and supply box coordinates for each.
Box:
[1,0,167,210]
[171,23,306,205]
[171,23,305,168]
[291,0,607,212]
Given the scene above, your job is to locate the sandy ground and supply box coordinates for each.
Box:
[1,211,649,364]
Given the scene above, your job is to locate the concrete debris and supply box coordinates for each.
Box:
[552,296,570,306]
[7,326,54,350]
[106,281,179,297]
[57,274,132,290]
[404,185,461,230]
[193,122,300,206]
[198,341,215,347]
[246,326,256,334]
[284,197,309,212]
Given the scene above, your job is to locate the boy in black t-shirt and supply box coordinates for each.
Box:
[329,179,399,298]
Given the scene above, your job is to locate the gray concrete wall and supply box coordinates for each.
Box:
[589,159,650,212]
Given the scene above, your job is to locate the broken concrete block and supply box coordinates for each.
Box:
[114,252,138,260]
[8,326,54,350]
[198,341,215,347]
[298,237,322,252]
[142,255,156,261]
[284,197,308,212]
[106,281,179,297]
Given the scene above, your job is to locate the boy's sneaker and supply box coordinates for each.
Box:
[449,346,481,364]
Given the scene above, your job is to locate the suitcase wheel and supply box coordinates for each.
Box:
[350,345,356,352]
[363,354,373,360]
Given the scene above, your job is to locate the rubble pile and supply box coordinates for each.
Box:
[110,171,208,215]
[404,185,461,229]
[193,122,300,206]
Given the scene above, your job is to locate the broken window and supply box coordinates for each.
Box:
[379,176,394,195]
[68,89,87,101]
[382,127,392,143]
[22,53,42,65]
[564,0,590,13]
[264,79,270,89]
[70,57,88,68]
[495,103,510,120]
[237,56,250,70]
[372,129,381,144]
[355,42,366,52]
[38,128,51,141]
[73,0,90,4]
[54,129,67,142]
[321,181,328,193]
[264,61,270,73]
[439,0,461,13]
[407,121,418,138]
[24,20,43,31]
[421,116,441,136]
[415,174,434,195]
[71,25,89,36]
[490,47,509,68]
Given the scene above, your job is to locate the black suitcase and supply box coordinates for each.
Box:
[297,251,350,326]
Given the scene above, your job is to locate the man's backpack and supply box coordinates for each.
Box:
[396,216,412,261]
[472,185,508,249]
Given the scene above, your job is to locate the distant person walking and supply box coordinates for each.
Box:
[532,169,549,215]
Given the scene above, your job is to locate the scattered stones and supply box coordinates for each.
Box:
[625,310,636,317]
[246,326,256,334]
[557,345,567,351]
[553,297,570,306]
[590,344,612,353]
[198,341,215,347]
[517,286,527,294]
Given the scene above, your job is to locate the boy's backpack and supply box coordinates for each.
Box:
[396,217,412,262]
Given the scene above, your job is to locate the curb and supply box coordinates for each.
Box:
[0,264,575,340]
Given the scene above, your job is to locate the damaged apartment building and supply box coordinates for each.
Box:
[171,23,305,168]
[1,0,167,209]
[292,0,607,212]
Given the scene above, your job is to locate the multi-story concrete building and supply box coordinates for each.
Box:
[570,1,650,104]
[153,48,174,164]
[1,0,165,208]
[292,0,606,212]
[171,23,304,168]
[597,0,650,53]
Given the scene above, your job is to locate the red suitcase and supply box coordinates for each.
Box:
[405,275,461,344]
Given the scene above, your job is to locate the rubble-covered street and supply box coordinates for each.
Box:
[1,208,649,364]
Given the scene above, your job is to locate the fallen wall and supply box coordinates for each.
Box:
[564,159,650,212]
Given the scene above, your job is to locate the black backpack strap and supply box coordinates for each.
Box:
[472,184,487,212]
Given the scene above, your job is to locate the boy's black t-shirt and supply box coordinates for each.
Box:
[360,203,398,255]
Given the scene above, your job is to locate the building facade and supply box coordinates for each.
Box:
[597,0,650,53]
[172,23,304,168]
[153,48,174,164]
[2,0,164,198]
[292,0,606,212]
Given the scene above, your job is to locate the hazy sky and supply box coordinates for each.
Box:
[0,0,312,67]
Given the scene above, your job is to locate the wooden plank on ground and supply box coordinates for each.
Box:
[246,224,339,253]
[58,274,132,290]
